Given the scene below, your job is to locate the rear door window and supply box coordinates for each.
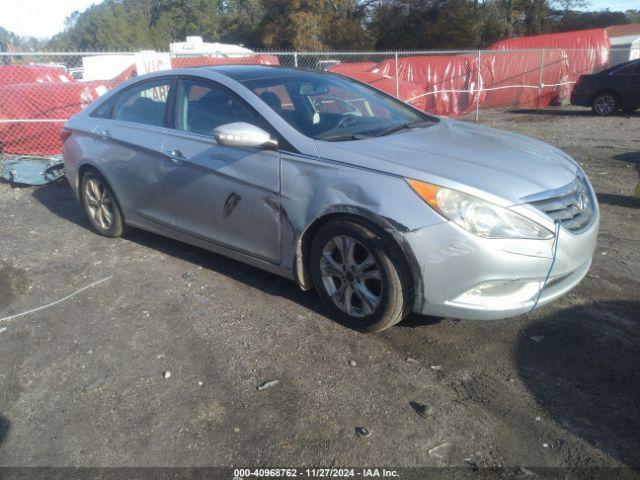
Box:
[90,95,117,119]
[112,79,172,127]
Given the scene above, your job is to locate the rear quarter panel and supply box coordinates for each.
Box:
[63,117,101,197]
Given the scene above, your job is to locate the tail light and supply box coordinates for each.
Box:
[60,128,72,144]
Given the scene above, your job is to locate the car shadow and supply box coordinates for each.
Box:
[514,300,640,469]
[397,313,443,328]
[597,192,640,208]
[612,151,640,170]
[30,178,95,233]
[124,228,445,328]
[599,151,639,208]
[0,415,9,450]
[29,181,324,316]
[122,227,327,318]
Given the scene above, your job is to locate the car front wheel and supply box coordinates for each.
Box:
[592,92,619,116]
[310,220,411,333]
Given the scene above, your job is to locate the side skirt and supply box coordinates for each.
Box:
[124,215,296,282]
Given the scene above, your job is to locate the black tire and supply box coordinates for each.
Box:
[309,220,411,333]
[80,170,125,238]
[591,91,619,116]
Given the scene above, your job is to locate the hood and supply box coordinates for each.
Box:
[315,119,578,205]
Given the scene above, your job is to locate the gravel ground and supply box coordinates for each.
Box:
[0,106,638,474]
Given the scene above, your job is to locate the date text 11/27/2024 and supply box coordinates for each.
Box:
[232,468,400,478]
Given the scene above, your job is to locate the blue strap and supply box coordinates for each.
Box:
[530,221,561,312]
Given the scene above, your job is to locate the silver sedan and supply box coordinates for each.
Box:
[62,65,599,332]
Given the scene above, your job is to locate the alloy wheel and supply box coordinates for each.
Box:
[319,235,382,317]
[84,177,114,230]
[593,94,616,115]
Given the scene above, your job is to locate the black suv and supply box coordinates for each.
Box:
[571,59,640,116]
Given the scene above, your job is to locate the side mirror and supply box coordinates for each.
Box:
[212,122,278,149]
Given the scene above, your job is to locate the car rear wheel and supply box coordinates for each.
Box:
[81,170,125,238]
[592,92,619,116]
[310,220,411,333]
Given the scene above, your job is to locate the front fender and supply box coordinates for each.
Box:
[279,152,445,310]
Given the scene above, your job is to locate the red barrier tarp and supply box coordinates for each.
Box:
[328,62,378,76]
[0,65,74,86]
[0,81,109,155]
[327,64,428,111]
[0,36,612,156]
[474,49,567,110]
[489,28,610,99]
[372,55,478,116]
[0,55,280,156]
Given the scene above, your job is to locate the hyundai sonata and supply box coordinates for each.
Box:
[63,66,598,332]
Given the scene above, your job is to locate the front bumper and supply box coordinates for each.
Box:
[570,91,591,107]
[403,213,599,320]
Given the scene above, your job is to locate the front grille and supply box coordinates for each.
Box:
[527,175,595,233]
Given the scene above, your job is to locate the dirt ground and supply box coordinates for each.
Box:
[0,106,638,475]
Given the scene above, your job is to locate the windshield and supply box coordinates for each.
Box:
[241,71,437,140]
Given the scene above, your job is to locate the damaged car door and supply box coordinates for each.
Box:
[161,77,281,263]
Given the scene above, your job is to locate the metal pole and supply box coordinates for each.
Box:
[394,51,400,99]
[476,49,481,122]
[294,52,298,68]
[537,48,545,110]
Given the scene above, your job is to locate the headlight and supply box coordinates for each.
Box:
[406,179,553,240]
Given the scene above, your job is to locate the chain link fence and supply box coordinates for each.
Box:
[0,47,637,165]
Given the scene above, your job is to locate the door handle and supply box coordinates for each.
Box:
[164,149,186,164]
[99,129,110,138]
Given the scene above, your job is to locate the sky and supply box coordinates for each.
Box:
[1,0,97,38]
[0,0,638,39]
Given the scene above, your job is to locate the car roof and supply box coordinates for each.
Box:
[599,58,640,74]
[197,64,328,82]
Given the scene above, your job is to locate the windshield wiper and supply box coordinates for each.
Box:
[321,133,370,142]
[374,120,433,137]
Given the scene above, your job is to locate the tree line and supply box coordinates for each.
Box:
[2,0,639,52]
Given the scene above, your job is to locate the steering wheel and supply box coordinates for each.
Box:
[335,114,359,130]
[329,97,360,115]
[314,97,361,130]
